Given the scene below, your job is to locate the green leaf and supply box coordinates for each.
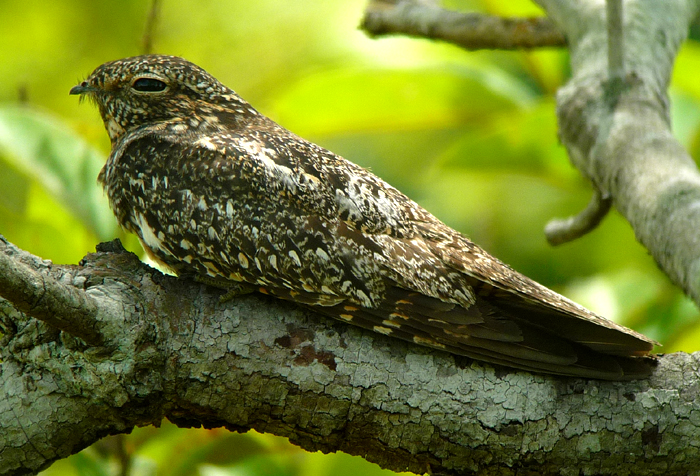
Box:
[0,105,117,240]
[0,159,29,215]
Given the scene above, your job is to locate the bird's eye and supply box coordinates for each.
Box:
[131,77,167,92]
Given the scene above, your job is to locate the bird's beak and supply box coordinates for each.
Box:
[69,82,96,96]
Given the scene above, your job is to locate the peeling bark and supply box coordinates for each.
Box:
[1,237,699,476]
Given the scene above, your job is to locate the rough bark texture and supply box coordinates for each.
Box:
[1,237,700,476]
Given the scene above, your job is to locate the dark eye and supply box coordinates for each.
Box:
[132,77,167,92]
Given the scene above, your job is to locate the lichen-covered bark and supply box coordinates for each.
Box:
[1,237,700,476]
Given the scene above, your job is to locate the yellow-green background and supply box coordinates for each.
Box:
[1,0,699,474]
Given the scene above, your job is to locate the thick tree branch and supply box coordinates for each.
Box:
[362,0,565,50]
[1,236,699,476]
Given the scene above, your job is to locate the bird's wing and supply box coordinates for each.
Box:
[419,226,657,355]
[120,129,653,379]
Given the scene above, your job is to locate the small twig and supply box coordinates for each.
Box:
[17,84,28,104]
[607,0,624,79]
[544,191,612,246]
[141,0,161,55]
[361,0,565,50]
[0,236,102,345]
[116,435,132,476]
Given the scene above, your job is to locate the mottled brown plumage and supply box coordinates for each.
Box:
[71,55,656,379]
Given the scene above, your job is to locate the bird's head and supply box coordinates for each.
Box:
[70,55,255,143]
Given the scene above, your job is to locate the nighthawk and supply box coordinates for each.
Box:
[71,55,655,380]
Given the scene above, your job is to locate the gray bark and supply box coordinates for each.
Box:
[536,0,700,304]
[1,236,700,476]
[362,0,565,49]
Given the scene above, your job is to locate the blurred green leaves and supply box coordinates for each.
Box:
[39,425,410,476]
[0,106,121,264]
[270,65,536,136]
[0,106,116,239]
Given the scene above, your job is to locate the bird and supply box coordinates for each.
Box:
[70,54,656,380]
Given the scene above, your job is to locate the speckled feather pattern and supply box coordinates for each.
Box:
[72,55,656,379]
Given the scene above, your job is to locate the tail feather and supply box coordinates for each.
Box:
[313,297,654,380]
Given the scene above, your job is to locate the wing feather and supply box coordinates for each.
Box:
[114,129,655,379]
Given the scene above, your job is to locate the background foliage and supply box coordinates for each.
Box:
[1,0,699,474]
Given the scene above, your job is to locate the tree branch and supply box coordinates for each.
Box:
[0,236,102,345]
[545,191,612,245]
[361,0,565,50]
[141,0,161,55]
[546,0,625,244]
[1,236,699,475]
[535,0,700,305]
